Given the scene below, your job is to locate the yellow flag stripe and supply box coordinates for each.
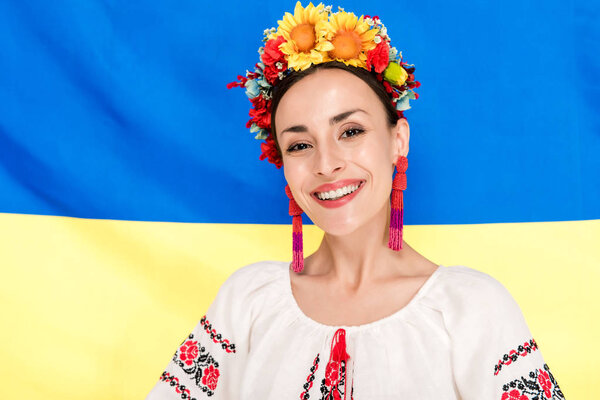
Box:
[0,213,597,399]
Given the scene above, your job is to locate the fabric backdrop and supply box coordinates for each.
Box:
[0,1,598,398]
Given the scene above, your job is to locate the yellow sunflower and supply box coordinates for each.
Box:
[324,11,378,68]
[272,1,334,71]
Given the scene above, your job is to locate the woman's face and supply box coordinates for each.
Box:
[275,68,409,235]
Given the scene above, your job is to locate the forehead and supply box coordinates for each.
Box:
[275,68,383,127]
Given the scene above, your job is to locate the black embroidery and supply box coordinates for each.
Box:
[494,338,538,376]
[159,371,198,400]
[159,315,236,397]
[320,359,347,400]
[300,353,320,399]
[169,333,221,396]
[200,315,236,353]
[501,363,565,399]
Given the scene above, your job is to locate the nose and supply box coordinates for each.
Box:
[314,141,345,177]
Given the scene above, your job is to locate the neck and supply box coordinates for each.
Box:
[306,202,414,290]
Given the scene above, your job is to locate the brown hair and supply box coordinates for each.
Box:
[270,61,400,155]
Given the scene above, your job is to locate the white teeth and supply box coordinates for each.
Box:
[316,182,362,201]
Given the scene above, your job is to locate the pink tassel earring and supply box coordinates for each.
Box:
[285,184,304,273]
[388,155,408,251]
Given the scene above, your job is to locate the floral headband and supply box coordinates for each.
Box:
[227,1,420,168]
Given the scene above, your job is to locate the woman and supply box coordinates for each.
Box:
[146,3,564,399]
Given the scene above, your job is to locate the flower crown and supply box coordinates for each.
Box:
[227,1,420,168]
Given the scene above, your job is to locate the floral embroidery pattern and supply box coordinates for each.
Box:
[495,338,539,376]
[300,353,320,399]
[159,371,197,400]
[169,333,221,396]
[501,363,565,400]
[201,365,220,391]
[201,315,236,353]
[179,340,200,366]
[160,318,236,398]
[320,359,348,399]
[320,329,350,400]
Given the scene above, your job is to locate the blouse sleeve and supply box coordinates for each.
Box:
[145,267,251,399]
[443,267,565,399]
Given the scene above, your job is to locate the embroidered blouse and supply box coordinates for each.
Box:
[145,261,564,399]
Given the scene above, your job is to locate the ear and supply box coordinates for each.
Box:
[390,118,410,163]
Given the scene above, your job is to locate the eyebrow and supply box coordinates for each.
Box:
[280,108,368,136]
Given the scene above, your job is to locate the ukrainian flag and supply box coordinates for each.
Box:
[0,1,597,398]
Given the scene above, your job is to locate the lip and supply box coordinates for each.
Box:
[311,179,364,194]
[311,179,365,209]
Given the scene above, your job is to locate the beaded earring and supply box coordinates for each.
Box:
[388,155,408,251]
[285,184,304,273]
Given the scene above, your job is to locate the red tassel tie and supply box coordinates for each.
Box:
[285,184,304,273]
[325,328,350,399]
[388,155,408,251]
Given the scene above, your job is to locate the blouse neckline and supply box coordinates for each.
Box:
[281,261,445,332]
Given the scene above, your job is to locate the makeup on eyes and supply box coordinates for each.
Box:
[285,125,366,153]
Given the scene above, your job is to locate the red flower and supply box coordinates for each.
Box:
[226,75,248,89]
[263,61,287,84]
[366,40,390,73]
[247,95,272,130]
[201,365,220,391]
[501,389,530,400]
[538,370,553,398]
[324,360,340,387]
[261,36,288,84]
[259,136,282,168]
[382,80,393,94]
[178,340,199,366]
[261,36,286,66]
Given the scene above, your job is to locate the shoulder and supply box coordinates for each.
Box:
[426,265,525,325]
[203,260,289,330]
[436,265,515,300]
[225,259,288,289]
[214,260,289,304]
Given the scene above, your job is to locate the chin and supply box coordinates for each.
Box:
[314,216,365,237]
[312,197,390,237]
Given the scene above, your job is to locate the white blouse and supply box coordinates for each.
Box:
[146,260,565,399]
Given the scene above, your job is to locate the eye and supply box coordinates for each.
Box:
[286,142,312,153]
[341,127,365,138]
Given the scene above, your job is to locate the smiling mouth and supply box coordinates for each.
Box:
[314,181,364,201]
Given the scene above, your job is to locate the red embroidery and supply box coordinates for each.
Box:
[200,314,236,353]
[320,328,350,400]
[299,353,320,399]
[159,317,235,396]
[538,369,553,399]
[325,360,343,387]
[500,363,564,399]
[501,389,529,400]
[179,340,199,366]
[494,338,538,376]
[201,365,220,391]
[159,371,196,400]
[163,328,231,397]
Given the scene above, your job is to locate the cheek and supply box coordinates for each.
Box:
[283,159,310,197]
[353,134,395,194]
[352,132,394,170]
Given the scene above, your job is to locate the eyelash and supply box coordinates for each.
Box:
[286,128,365,153]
